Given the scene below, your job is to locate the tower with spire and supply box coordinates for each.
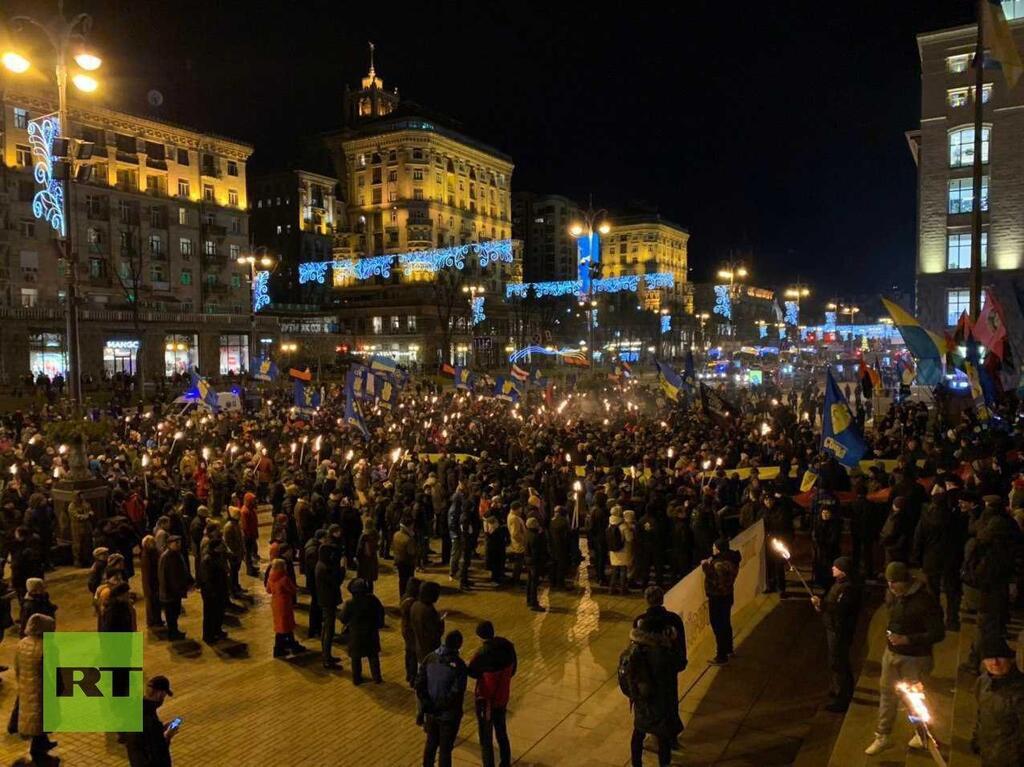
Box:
[343,42,400,125]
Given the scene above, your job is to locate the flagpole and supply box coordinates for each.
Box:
[970,0,985,321]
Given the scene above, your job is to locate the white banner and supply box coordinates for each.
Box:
[663,519,766,655]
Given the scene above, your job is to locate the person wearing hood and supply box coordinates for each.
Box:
[240,491,260,576]
[865,561,945,755]
[339,577,385,685]
[410,580,445,664]
[19,577,56,638]
[392,517,418,601]
[315,538,344,669]
[524,516,548,612]
[267,558,304,658]
[972,636,1024,767]
[506,503,527,587]
[416,630,469,767]
[15,613,56,763]
[607,508,634,595]
[702,537,740,665]
[400,577,422,686]
[139,535,163,628]
[618,616,683,767]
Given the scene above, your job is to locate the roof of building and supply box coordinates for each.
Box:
[610,213,689,234]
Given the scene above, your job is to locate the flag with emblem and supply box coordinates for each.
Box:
[821,368,867,468]
[293,379,322,412]
[254,357,278,382]
[344,370,370,439]
[973,288,1009,362]
[881,298,944,385]
[655,360,683,402]
[453,367,476,392]
[494,376,521,403]
[190,368,220,413]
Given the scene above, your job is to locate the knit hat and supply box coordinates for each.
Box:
[93,547,109,559]
[980,635,1015,660]
[26,577,45,596]
[884,561,910,583]
[715,536,731,552]
[526,517,540,530]
[833,556,853,575]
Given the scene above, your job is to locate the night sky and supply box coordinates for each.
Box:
[10,1,979,297]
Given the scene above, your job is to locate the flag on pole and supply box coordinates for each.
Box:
[880,297,944,385]
[253,357,278,382]
[293,379,322,412]
[973,288,1009,362]
[289,367,313,381]
[344,371,370,439]
[439,362,456,377]
[981,0,1023,88]
[494,376,521,403]
[509,363,529,382]
[190,368,220,413]
[699,382,738,427]
[453,367,476,391]
[369,354,398,375]
[682,349,696,393]
[821,368,868,468]
[655,360,684,402]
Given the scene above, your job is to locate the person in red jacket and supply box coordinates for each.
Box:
[266,558,304,658]
[467,621,517,767]
[240,492,260,576]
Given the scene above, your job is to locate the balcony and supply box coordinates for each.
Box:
[150,280,170,292]
[204,281,230,295]
[201,165,221,179]
[145,158,168,171]
[202,223,227,238]
[115,150,139,164]
[201,251,226,266]
[150,250,169,262]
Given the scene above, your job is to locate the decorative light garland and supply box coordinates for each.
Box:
[253,270,271,312]
[470,296,485,325]
[297,239,513,285]
[784,300,799,326]
[713,284,732,319]
[660,315,671,334]
[28,116,65,237]
[505,272,675,299]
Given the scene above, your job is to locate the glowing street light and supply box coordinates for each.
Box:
[1,51,29,73]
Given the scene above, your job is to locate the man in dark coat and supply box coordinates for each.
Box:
[315,541,344,669]
[410,580,445,664]
[524,518,548,612]
[547,506,571,590]
[812,556,861,712]
[619,616,683,767]
[124,675,176,767]
[416,630,468,767]
[633,586,686,750]
[467,621,517,767]
[912,487,964,630]
[973,637,1024,767]
[588,498,610,585]
[158,536,192,640]
[761,492,793,594]
[199,539,229,643]
[339,578,385,685]
[702,537,740,665]
[304,530,326,639]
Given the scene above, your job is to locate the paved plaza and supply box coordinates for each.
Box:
[0,532,832,767]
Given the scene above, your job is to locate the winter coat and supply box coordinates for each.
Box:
[240,494,259,537]
[339,589,385,658]
[885,579,945,657]
[548,515,571,564]
[267,568,297,634]
[912,500,957,576]
[392,526,418,565]
[974,667,1024,767]
[15,613,54,736]
[409,584,445,662]
[880,510,910,565]
[468,636,517,710]
[314,544,343,610]
[619,626,683,739]
[415,646,468,723]
[525,527,549,568]
[507,513,526,555]
[222,519,244,563]
[702,550,740,600]
[609,521,634,567]
[356,530,380,582]
[157,549,192,603]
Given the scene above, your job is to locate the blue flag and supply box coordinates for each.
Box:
[821,369,867,468]
[293,379,322,412]
[369,354,398,375]
[683,350,696,393]
[453,367,476,392]
[494,376,521,403]
[253,357,278,382]
[655,360,683,402]
[190,368,220,413]
[344,370,370,439]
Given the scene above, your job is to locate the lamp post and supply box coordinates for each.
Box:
[237,247,275,375]
[697,312,710,350]
[461,283,485,365]
[879,316,894,345]
[569,206,610,367]
[5,2,103,408]
[827,301,860,350]
[784,284,810,326]
[717,260,748,338]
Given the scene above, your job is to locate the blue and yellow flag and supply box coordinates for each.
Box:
[880,298,943,385]
[655,360,683,402]
[494,376,521,403]
[253,357,278,382]
[453,367,476,392]
[369,354,398,375]
[293,379,322,412]
[982,0,1022,87]
[190,368,220,413]
[821,369,867,468]
[344,372,370,440]
[682,350,696,393]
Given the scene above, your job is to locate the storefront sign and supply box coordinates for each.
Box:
[105,340,140,350]
[279,318,339,335]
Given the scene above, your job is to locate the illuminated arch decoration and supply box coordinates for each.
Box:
[297,239,513,284]
[253,270,271,312]
[504,272,675,299]
[784,300,799,325]
[713,285,732,319]
[508,345,587,364]
[759,324,768,339]
[28,116,65,237]
[660,315,671,334]
[470,296,485,326]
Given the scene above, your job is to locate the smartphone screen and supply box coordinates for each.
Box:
[169,717,182,731]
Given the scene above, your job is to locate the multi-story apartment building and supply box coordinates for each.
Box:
[511,192,581,283]
[0,82,277,381]
[909,2,1024,345]
[249,168,344,303]
[601,215,691,313]
[300,58,520,367]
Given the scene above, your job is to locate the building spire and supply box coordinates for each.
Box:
[368,41,375,78]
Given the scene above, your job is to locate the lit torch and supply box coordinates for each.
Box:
[769,538,814,598]
[896,681,945,766]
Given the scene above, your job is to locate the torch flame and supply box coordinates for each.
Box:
[770,538,791,560]
[896,681,931,724]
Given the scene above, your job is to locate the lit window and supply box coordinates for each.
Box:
[946,288,971,325]
[949,126,990,167]
[228,189,238,207]
[204,240,216,256]
[149,234,164,254]
[13,109,28,129]
[372,316,383,334]
[948,88,968,108]
[947,231,988,270]
[203,184,214,202]
[15,144,31,167]
[179,238,194,257]
[948,177,989,213]
[178,207,188,225]
[227,161,238,176]
[947,55,969,74]
[177,179,190,197]
[407,315,417,331]
[390,316,401,331]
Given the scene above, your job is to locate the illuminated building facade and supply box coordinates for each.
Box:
[909,3,1024,341]
[306,55,519,367]
[0,82,277,380]
[511,192,581,282]
[600,215,691,313]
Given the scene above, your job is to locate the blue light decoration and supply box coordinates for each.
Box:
[619,351,639,363]
[576,231,600,297]
[660,315,671,334]
[253,270,271,312]
[758,324,768,339]
[508,345,588,364]
[27,116,65,237]
[799,323,905,342]
[505,272,675,299]
[713,285,732,319]
[470,296,485,326]
[297,239,513,284]
[824,311,837,330]
[784,300,799,325]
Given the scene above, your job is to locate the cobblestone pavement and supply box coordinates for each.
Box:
[0,536,778,767]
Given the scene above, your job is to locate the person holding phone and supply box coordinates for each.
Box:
[124,675,177,767]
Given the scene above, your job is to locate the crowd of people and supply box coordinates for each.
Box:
[0,367,1021,765]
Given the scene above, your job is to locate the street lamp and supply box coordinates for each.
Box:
[237,247,276,374]
[461,284,485,364]
[716,261,748,287]
[784,283,810,325]
[568,205,610,367]
[827,301,860,349]
[697,312,711,349]
[5,4,103,408]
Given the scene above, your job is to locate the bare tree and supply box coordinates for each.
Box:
[113,220,146,402]
[431,267,468,366]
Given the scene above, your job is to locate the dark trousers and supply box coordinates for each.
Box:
[709,596,733,659]
[308,587,322,637]
[927,571,962,626]
[162,599,182,635]
[476,701,511,767]
[509,553,524,586]
[423,716,460,767]
[766,546,788,593]
[244,535,259,574]
[352,653,382,683]
[397,561,414,601]
[970,587,1010,667]
[526,566,540,606]
[630,727,671,767]
[590,540,607,584]
[405,644,418,685]
[826,631,853,703]
[320,606,337,660]
[201,593,224,640]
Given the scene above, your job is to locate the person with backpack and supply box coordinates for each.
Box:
[607,507,632,595]
[618,616,683,767]
[467,621,517,767]
[702,537,740,665]
[416,630,469,767]
[633,586,687,751]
